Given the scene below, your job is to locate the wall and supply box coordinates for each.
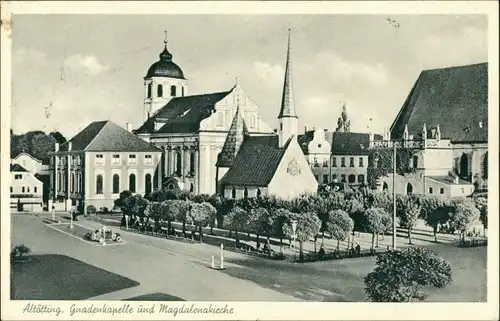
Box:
[268,137,318,199]
[84,151,161,210]
[223,185,268,199]
[329,155,368,185]
[452,143,488,182]
[419,148,453,176]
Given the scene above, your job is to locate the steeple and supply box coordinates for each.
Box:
[216,102,249,168]
[278,29,299,147]
[159,30,173,61]
[278,29,297,119]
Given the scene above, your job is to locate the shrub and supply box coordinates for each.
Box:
[11,244,31,261]
[102,207,110,214]
[87,205,97,214]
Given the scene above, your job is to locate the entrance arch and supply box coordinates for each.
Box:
[406,182,413,195]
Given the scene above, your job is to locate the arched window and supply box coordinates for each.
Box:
[113,174,120,194]
[231,187,236,199]
[412,155,418,168]
[190,183,194,192]
[181,86,185,96]
[27,187,30,193]
[157,84,163,97]
[34,187,37,193]
[22,186,25,193]
[96,175,103,194]
[145,173,152,194]
[406,182,413,195]
[257,188,261,197]
[244,187,248,198]
[147,83,152,98]
[460,153,469,180]
[176,152,182,174]
[348,174,356,183]
[129,174,136,193]
[190,152,195,174]
[170,85,176,97]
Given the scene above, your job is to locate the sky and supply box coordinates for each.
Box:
[11,14,487,138]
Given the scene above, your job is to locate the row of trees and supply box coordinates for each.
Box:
[114,187,487,258]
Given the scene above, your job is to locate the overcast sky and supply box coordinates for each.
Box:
[11,14,487,138]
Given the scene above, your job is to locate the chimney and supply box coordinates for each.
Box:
[68,142,72,151]
[304,126,307,134]
[55,142,60,152]
[126,122,133,132]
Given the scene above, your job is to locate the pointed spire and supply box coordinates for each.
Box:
[422,123,427,139]
[216,104,249,167]
[278,28,297,119]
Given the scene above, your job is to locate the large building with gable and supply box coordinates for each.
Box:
[134,32,307,195]
[389,62,488,193]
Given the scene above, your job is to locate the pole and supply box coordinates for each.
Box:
[392,142,397,250]
[211,255,215,269]
[220,243,224,269]
[70,209,74,229]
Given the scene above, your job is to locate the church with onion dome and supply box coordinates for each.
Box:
[133,30,318,198]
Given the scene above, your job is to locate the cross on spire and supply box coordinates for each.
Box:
[164,30,168,44]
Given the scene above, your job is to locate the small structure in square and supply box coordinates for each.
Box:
[216,30,318,200]
[10,163,43,212]
[48,120,161,213]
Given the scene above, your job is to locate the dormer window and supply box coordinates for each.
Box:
[157,84,163,98]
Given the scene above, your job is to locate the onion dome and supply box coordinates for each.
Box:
[145,32,185,80]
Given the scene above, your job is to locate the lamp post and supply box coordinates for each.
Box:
[291,219,298,260]
[392,142,397,250]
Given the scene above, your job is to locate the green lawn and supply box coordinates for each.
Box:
[11,254,140,300]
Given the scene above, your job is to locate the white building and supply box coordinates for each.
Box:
[216,31,318,199]
[10,164,43,212]
[134,32,278,195]
[11,152,49,175]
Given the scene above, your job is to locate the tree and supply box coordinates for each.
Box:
[282,212,321,261]
[396,195,421,244]
[422,195,452,242]
[223,206,249,246]
[475,197,488,236]
[449,200,480,245]
[189,202,216,243]
[145,201,162,231]
[273,208,293,253]
[169,200,192,237]
[364,247,452,302]
[325,209,354,249]
[49,131,67,145]
[160,200,175,234]
[365,207,390,249]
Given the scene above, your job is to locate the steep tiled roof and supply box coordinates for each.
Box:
[298,130,383,155]
[10,164,29,172]
[135,89,233,134]
[59,121,160,152]
[390,62,488,143]
[216,107,249,167]
[220,135,289,187]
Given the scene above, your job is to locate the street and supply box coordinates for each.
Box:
[10,212,487,302]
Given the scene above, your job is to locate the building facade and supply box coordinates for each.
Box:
[390,62,488,191]
[49,121,161,212]
[217,30,318,199]
[135,33,275,195]
[10,164,43,211]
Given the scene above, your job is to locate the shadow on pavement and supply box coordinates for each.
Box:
[124,292,185,301]
[11,254,140,300]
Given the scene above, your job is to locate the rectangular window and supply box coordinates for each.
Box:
[341,157,346,167]
[15,174,22,180]
[217,112,224,127]
[10,186,13,193]
[359,158,364,167]
[332,157,337,167]
[428,187,433,194]
[128,154,137,164]
[323,174,328,184]
[144,154,153,164]
[95,154,104,165]
[332,174,338,182]
[112,154,120,164]
[22,186,25,193]
[350,157,355,167]
[341,174,346,182]
[34,187,37,193]
[440,188,444,194]
[461,188,465,194]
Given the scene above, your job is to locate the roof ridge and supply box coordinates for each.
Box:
[422,62,487,73]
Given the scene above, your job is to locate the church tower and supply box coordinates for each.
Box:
[143,31,188,122]
[278,29,299,147]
